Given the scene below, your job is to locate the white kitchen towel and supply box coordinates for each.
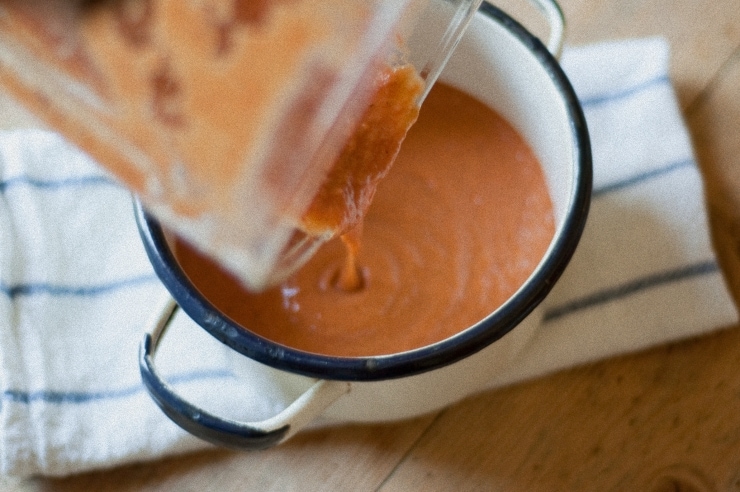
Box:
[0,36,736,477]
[487,36,739,387]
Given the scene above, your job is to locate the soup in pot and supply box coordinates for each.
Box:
[174,83,555,357]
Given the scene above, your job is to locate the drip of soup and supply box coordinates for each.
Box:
[174,83,555,357]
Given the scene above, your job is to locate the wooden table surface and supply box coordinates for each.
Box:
[2,0,740,490]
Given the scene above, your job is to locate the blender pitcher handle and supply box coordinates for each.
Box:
[139,296,350,450]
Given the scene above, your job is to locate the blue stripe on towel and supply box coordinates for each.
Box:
[0,175,117,193]
[579,74,671,108]
[543,260,720,323]
[2,369,234,405]
[592,158,695,198]
[0,274,158,299]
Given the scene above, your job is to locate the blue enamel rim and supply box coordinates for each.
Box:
[140,335,289,449]
[134,3,592,383]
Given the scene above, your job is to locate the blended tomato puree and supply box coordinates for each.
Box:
[174,83,555,357]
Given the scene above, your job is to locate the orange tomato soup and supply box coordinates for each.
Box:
[174,83,555,357]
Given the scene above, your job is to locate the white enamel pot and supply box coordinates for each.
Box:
[135,0,591,450]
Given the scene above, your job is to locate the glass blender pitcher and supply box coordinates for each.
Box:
[0,0,487,290]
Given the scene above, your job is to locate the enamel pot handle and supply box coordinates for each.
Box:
[139,295,350,450]
[492,0,565,58]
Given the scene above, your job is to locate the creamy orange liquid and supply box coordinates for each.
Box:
[175,83,555,357]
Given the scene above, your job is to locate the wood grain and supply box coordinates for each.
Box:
[1,1,739,490]
[380,325,740,491]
